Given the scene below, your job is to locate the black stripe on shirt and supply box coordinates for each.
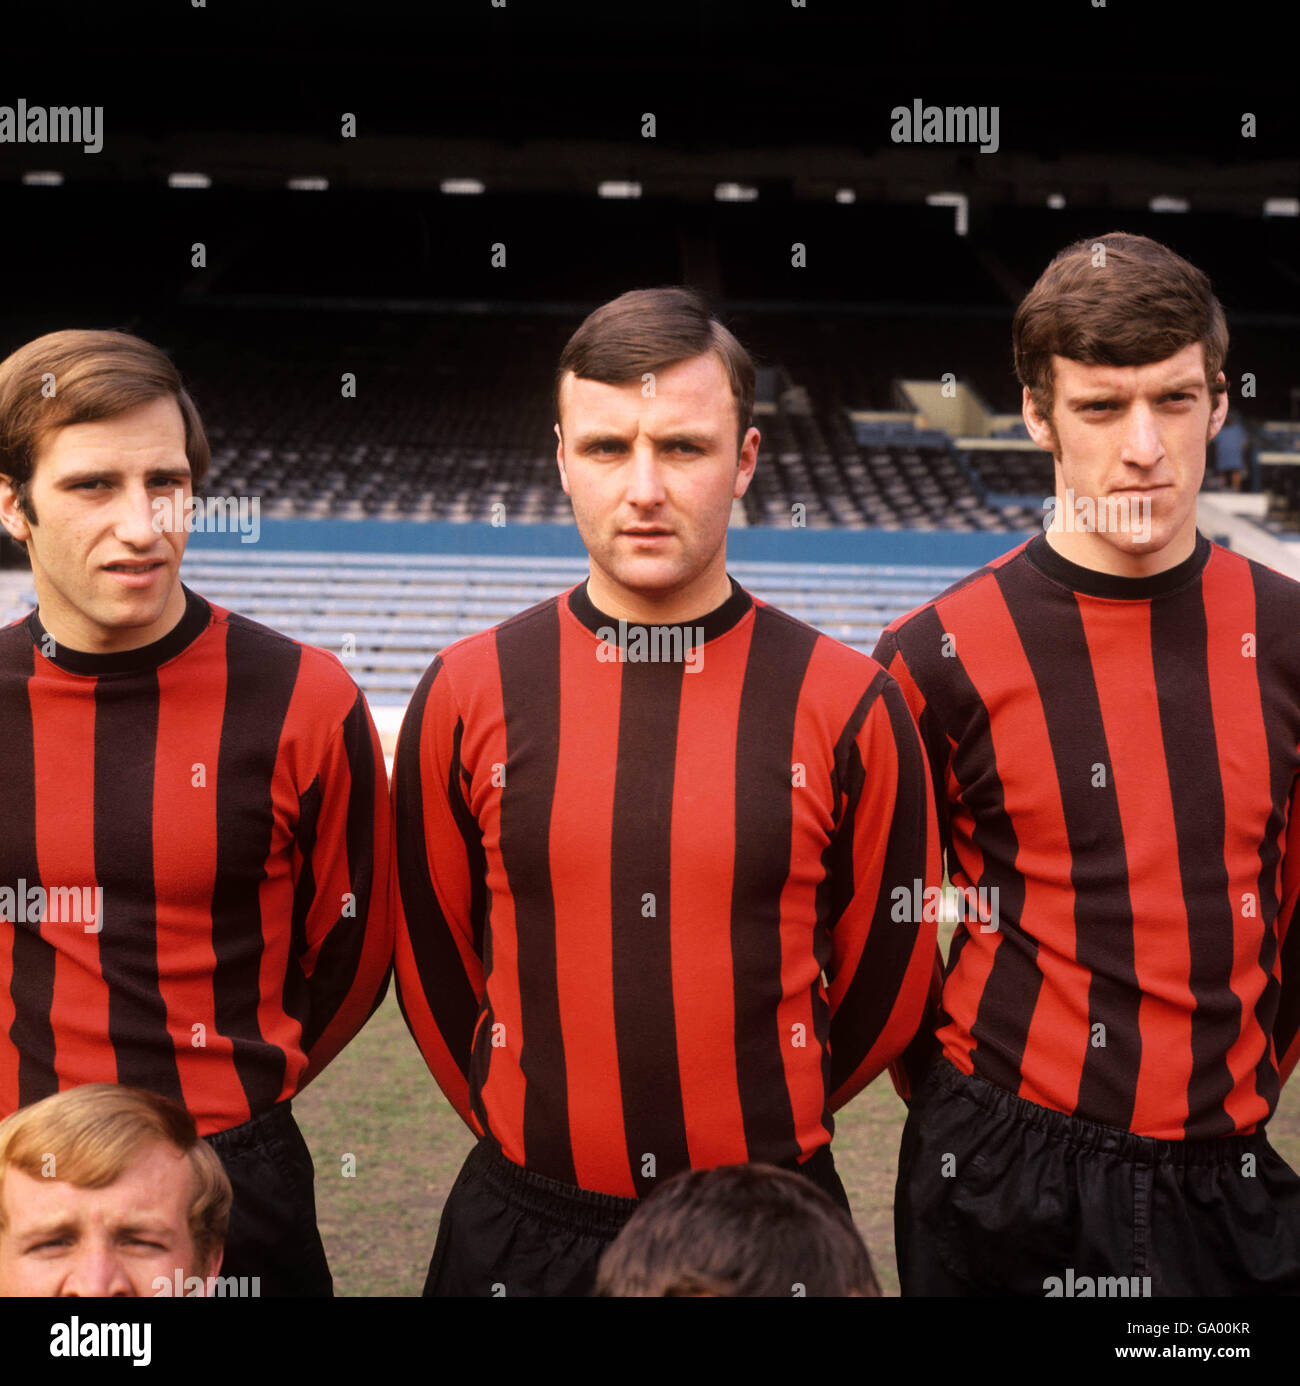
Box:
[394,659,482,1089]
[450,713,489,960]
[611,656,689,1194]
[828,676,932,1094]
[1151,585,1237,1138]
[211,615,301,1114]
[731,607,817,1166]
[0,631,57,1106]
[999,570,1142,1128]
[298,689,381,1052]
[1252,562,1300,1105]
[899,602,1031,1094]
[497,602,574,1183]
[94,672,183,1101]
[284,774,320,1038]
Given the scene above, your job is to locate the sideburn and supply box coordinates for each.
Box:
[15,482,37,526]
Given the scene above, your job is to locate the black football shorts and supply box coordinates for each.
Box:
[896,1056,1300,1296]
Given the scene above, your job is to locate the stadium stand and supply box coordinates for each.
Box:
[0,552,975,711]
[1,183,1297,694]
[1257,424,1300,535]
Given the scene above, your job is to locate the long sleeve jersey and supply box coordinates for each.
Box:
[0,586,393,1136]
[393,577,941,1197]
[873,532,1300,1140]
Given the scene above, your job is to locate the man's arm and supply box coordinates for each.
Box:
[1274,766,1300,1087]
[826,670,943,1111]
[872,625,957,1100]
[391,656,486,1133]
[294,687,395,1087]
[872,625,953,864]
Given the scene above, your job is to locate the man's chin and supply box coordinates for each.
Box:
[100,597,173,628]
[76,588,181,649]
[1084,523,1195,575]
[1103,531,1159,554]
[604,558,684,592]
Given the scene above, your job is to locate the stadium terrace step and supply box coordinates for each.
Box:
[3,553,967,709]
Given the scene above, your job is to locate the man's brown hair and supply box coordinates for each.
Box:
[1012,231,1229,428]
[593,1162,880,1297]
[0,1084,231,1272]
[0,329,210,523]
[554,287,755,451]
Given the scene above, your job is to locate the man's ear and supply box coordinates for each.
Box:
[0,473,32,544]
[1022,386,1058,456]
[733,426,760,500]
[1207,372,1229,442]
[198,1243,223,1290]
[554,423,571,497]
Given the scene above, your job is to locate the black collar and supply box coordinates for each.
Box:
[567,575,753,646]
[1025,532,1212,601]
[28,585,212,677]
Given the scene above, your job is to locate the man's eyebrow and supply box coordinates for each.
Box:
[570,427,719,449]
[15,1218,80,1244]
[56,464,192,483]
[571,430,631,449]
[113,1220,178,1240]
[1064,384,1126,403]
[1067,376,1206,404]
[654,430,716,446]
[56,467,122,483]
[1157,377,1207,393]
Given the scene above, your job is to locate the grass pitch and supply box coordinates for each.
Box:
[296,959,1300,1296]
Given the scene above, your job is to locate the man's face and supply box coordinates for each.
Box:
[555,352,759,622]
[0,1140,216,1296]
[1023,342,1227,576]
[0,396,191,652]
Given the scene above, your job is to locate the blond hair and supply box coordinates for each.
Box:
[0,1084,230,1270]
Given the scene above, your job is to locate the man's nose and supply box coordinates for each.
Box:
[113,483,172,549]
[625,444,667,507]
[61,1247,134,1297]
[1119,402,1164,468]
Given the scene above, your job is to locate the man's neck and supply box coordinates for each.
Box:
[585,568,733,625]
[34,579,188,654]
[1042,523,1197,579]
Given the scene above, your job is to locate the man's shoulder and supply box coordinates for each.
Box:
[411,589,568,700]
[1209,538,1300,607]
[749,594,873,664]
[747,594,894,699]
[205,598,364,713]
[877,539,1031,653]
[441,589,565,664]
[0,610,36,665]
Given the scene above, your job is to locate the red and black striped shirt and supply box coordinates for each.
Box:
[874,533,1300,1140]
[0,586,393,1136]
[393,577,940,1197]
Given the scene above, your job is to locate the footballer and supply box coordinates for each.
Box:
[0,329,393,1295]
[393,286,942,1296]
[875,232,1300,1295]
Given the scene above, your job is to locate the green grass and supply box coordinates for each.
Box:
[293,991,475,1297]
[294,936,1300,1295]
